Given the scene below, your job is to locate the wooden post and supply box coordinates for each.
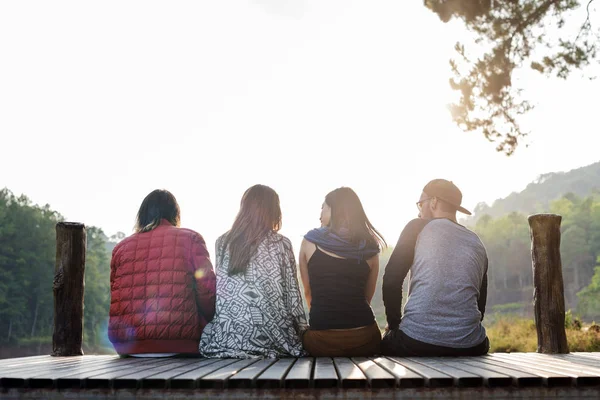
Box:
[52,222,86,356]
[528,214,569,354]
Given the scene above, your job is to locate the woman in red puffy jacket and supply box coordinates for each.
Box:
[108,189,216,356]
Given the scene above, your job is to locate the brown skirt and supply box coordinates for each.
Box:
[302,323,381,357]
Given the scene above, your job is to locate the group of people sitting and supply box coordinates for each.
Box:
[108,179,489,358]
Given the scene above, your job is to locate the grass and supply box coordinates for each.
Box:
[487,315,600,352]
[486,317,538,352]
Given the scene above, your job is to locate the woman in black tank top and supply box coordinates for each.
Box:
[299,187,386,356]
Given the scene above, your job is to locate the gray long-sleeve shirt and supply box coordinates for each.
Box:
[383,218,488,348]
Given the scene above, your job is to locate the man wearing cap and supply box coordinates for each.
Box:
[381,179,489,356]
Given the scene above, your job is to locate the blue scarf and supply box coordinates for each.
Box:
[304,227,380,262]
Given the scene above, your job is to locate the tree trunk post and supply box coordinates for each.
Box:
[528,214,569,354]
[52,222,86,356]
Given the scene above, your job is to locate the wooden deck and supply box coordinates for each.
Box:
[1,353,599,399]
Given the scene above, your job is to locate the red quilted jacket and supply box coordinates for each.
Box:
[108,219,216,354]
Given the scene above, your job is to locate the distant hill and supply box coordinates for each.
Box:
[464,161,600,224]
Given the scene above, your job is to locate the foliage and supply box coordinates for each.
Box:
[465,161,600,223]
[577,264,600,320]
[0,188,61,345]
[491,302,527,314]
[425,0,599,155]
[83,226,113,351]
[17,336,51,346]
[487,315,600,352]
[474,211,532,297]
[487,316,538,352]
[565,309,583,329]
[0,188,115,355]
[567,325,600,351]
[468,189,600,317]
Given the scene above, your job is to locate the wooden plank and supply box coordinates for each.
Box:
[515,353,600,374]
[500,353,600,386]
[0,359,85,377]
[429,359,512,387]
[492,354,600,380]
[169,359,238,389]
[370,357,425,388]
[387,357,453,388]
[540,353,600,366]
[199,358,258,388]
[561,354,600,367]
[257,358,296,389]
[462,359,544,387]
[33,357,150,389]
[27,356,118,372]
[0,356,105,374]
[572,352,600,360]
[405,358,484,388]
[0,355,108,370]
[0,357,122,388]
[111,359,204,389]
[313,357,337,388]
[0,355,53,366]
[141,359,218,389]
[83,358,175,389]
[333,358,367,388]
[481,355,573,387]
[283,358,312,388]
[227,358,277,388]
[352,357,395,388]
[493,353,600,386]
[2,357,128,388]
[565,352,600,362]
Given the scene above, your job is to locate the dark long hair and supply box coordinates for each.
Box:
[134,189,181,233]
[325,187,386,249]
[222,184,282,275]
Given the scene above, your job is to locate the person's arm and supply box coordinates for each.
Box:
[109,247,119,292]
[298,239,312,310]
[110,246,119,273]
[190,233,217,322]
[281,238,308,335]
[382,218,429,330]
[365,254,379,304]
[478,257,488,321]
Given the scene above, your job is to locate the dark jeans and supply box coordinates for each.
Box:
[381,328,489,357]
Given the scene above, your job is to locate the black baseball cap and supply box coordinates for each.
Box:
[422,179,472,215]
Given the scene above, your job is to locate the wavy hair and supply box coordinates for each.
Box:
[222,185,282,275]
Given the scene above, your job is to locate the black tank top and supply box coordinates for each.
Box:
[307,248,375,330]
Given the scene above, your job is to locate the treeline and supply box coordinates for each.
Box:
[0,188,115,356]
[471,193,600,321]
[465,161,600,221]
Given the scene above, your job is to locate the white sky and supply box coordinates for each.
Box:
[1,1,599,255]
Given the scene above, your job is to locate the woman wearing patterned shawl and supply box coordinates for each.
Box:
[200,184,307,358]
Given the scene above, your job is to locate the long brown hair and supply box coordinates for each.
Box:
[325,187,386,249]
[222,184,282,275]
[134,189,181,233]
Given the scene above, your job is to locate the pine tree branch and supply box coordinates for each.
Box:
[575,0,596,43]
